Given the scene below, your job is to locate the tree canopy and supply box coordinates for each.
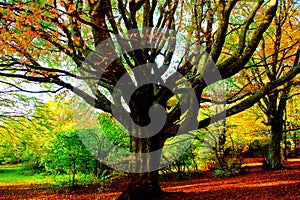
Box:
[0,0,299,199]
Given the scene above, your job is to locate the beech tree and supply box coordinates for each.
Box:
[1,0,300,199]
[240,0,299,169]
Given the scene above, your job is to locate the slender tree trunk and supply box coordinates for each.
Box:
[292,132,297,157]
[282,131,287,161]
[72,161,76,186]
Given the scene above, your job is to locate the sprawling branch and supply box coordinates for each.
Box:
[217,0,278,79]
[198,64,300,129]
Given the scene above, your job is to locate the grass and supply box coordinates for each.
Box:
[0,164,104,187]
[0,164,54,186]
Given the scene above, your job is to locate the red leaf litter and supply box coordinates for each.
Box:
[0,158,299,200]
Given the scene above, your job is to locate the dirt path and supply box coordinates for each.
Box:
[1,158,299,200]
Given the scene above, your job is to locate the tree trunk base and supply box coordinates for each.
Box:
[117,182,164,200]
[263,161,285,170]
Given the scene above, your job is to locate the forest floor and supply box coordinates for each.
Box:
[0,158,299,200]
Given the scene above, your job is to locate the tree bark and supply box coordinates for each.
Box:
[116,99,167,200]
[282,131,287,161]
[117,171,163,200]
[265,130,283,169]
[264,109,284,170]
[117,133,165,200]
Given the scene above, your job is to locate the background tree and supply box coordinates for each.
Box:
[0,87,47,165]
[1,1,300,199]
[238,0,300,169]
[282,87,300,159]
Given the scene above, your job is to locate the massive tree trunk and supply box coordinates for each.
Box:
[116,85,171,199]
[117,171,163,200]
[117,132,166,200]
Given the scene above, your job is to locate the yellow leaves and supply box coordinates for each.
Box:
[15,21,23,30]
[253,51,259,59]
[33,11,42,22]
[27,69,57,78]
[45,71,57,76]
[268,0,277,7]
[35,22,41,31]
[72,16,77,22]
[31,69,40,76]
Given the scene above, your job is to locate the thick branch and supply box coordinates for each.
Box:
[198,64,300,129]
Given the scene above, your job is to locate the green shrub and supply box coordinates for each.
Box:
[213,158,242,177]
[44,130,98,186]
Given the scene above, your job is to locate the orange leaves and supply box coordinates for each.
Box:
[18,58,31,65]
[33,12,42,22]
[52,8,59,16]
[73,36,82,45]
[43,51,51,57]
[67,4,75,13]
[25,59,31,65]
[15,21,23,30]
[1,1,66,59]
[43,15,51,22]
[5,4,12,12]
[27,69,38,77]
[60,1,65,7]
[27,68,57,78]
[27,16,34,24]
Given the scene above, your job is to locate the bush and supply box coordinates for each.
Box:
[213,168,239,177]
[213,158,243,177]
[251,140,268,158]
[200,153,219,170]
[44,130,98,186]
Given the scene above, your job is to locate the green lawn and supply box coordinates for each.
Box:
[0,165,54,185]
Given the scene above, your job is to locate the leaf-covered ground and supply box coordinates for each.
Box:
[0,158,299,200]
